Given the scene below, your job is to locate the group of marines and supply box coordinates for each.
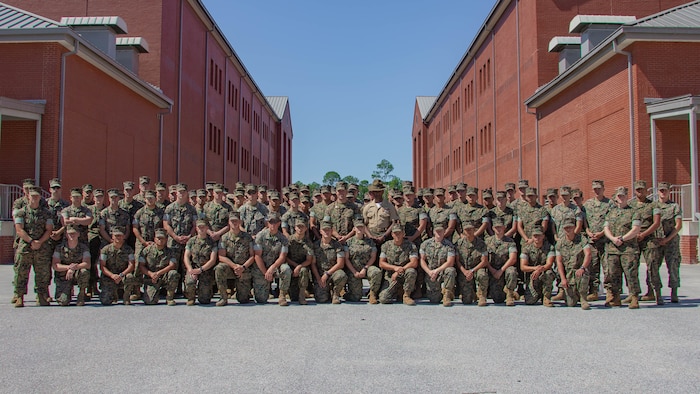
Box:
[11,175,683,310]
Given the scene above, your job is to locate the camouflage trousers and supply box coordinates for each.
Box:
[562,262,589,307]
[604,253,640,295]
[425,267,457,304]
[250,265,276,304]
[524,269,554,305]
[100,274,138,305]
[143,271,181,305]
[13,244,52,297]
[214,263,253,303]
[313,270,348,303]
[457,267,488,304]
[488,266,518,304]
[378,268,417,304]
[184,269,214,304]
[280,264,311,302]
[660,236,681,288]
[345,265,382,302]
[54,268,90,306]
[640,244,663,292]
[88,237,101,290]
[588,240,605,295]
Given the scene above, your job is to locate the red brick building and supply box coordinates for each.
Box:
[0,1,292,262]
[412,0,700,263]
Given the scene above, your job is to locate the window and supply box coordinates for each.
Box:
[208,123,222,155]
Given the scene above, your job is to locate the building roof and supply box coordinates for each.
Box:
[569,15,636,33]
[548,36,582,52]
[266,96,288,119]
[630,0,700,28]
[0,2,61,29]
[116,36,149,53]
[60,16,128,34]
[416,96,437,119]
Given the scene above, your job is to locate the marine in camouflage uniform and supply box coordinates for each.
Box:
[239,185,269,237]
[46,178,69,247]
[516,187,550,247]
[490,191,517,238]
[215,212,256,305]
[119,181,144,250]
[183,219,218,305]
[345,219,381,303]
[99,227,137,305]
[378,224,419,305]
[52,225,91,306]
[420,226,457,306]
[86,189,104,295]
[519,228,555,306]
[628,180,662,302]
[281,193,309,238]
[100,189,132,247]
[163,184,198,281]
[324,181,360,243]
[282,219,313,304]
[397,187,428,248]
[549,187,583,241]
[61,188,94,245]
[656,182,683,303]
[486,218,519,305]
[13,187,54,307]
[311,218,348,304]
[132,191,165,257]
[603,187,642,308]
[252,212,289,304]
[583,180,613,300]
[428,188,457,241]
[203,185,232,240]
[454,186,491,242]
[309,185,331,241]
[555,218,592,309]
[454,221,489,305]
[139,229,180,305]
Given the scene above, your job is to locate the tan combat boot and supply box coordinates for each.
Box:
[298,288,307,305]
[130,289,141,301]
[477,288,487,307]
[278,290,289,306]
[37,291,50,306]
[442,290,454,307]
[621,294,634,304]
[542,293,553,307]
[654,287,664,305]
[368,290,378,305]
[586,292,598,302]
[671,288,679,303]
[402,293,416,306]
[505,287,515,306]
[216,289,228,306]
[166,290,176,306]
[551,288,565,301]
[628,295,639,309]
[14,295,24,308]
[331,290,341,304]
[640,290,655,302]
[77,288,86,306]
[123,290,132,305]
[604,289,614,307]
[580,297,591,310]
[611,293,622,307]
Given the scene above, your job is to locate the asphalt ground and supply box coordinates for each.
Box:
[1,263,699,393]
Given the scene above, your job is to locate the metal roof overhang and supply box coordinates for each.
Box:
[0,27,173,109]
[646,94,700,120]
[0,96,45,120]
[525,26,700,109]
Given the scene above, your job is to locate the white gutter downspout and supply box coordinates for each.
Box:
[58,40,79,178]
[613,39,635,186]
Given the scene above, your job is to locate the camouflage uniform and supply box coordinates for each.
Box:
[428,205,456,235]
[345,236,381,302]
[604,205,642,295]
[99,243,137,305]
[61,204,92,245]
[283,232,313,301]
[281,209,309,235]
[490,206,514,234]
[184,235,218,304]
[100,206,131,247]
[555,234,591,307]
[313,239,347,303]
[629,197,662,292]
[454,203,490,241]
[550,203,583,240]
[517,203,549,246]
[454,236,488,304]
[657,199,682,289]
[133,205,165,257]
[253,228,289,303]
[239,202,269,237]
[86,202,103,288]
[46,197,69,242]
[485,234,518,303]
[13,204,54,298]
[163,201,198,263]
[118,198,143,248]
[139,244,180,304]
[582,196,613,295]
[204,200,231,233]
[52,241,91,305]
[398,205,428,247]
[420,238,457,303]
[520,241,555,305]
[325,200,360,238]
[215,230,255,303]
[378,240,418,303]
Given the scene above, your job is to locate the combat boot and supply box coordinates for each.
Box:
[551,288,565,301]
[604,289,614,307]
[442,290,454,307]
[640,290,655,302]
[37,291,50,306]
[216,289,228,306]
[628,295,639,309]
[505,287,515,306]
[586,292,598,302]
[654,287,664,305]
[368,290,378,305]
[621,294,634,304]
[14,296,24,308]
[298,288,307,305]
[542,293,553,307]
[671,288,679,303]
[580,298,590,310]
[402,293,416,306]
[331,290,341,304]
[11,294,17,304]
[77,288,86,306]
[166,290,176,306]
[611,293,622,307]
[477,288,487,307]
[130,288,141,301]
[278,290,289,306]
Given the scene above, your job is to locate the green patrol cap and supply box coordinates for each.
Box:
[196,189,207,197]
[466,186,478,196]
[155,182,167,191]
[562,217,576,228]
[657,182,671,190]
[300,196,311,203]
[94,189,104,197]
[28,186,41,196]
[268,191,280,200]
[492,217,505,227]
[483,189,493,198]
[139,176,150,185]
[424,188,434,196]
[447,185,456,194]
[49,178,62,188]
[368,179,386,192]
[391,223,404,233]
[592,180,604,189]
[320,185,331,194]
[110,226,126,235]
[295,217,308,227]
[235,182,246,190]
[288,193,299,200]
[82,184,93,192]
[259,185,268,192]
[22,178,36,187]
[267,212,281,222]
[353,218,365,227]
[123,181,135,190]
[144,190,156,199]
[188,190,196,198]
[403,186,415,195]
[299,184,310,193]
[614,186,628,196]
[229,211,241,221]
[518,180,529,189]
[176,183,188,192]
[456,182,467,191]
[634,180,647,190]
[320,215,333,229]
[433,224,445,232]
[70,188,82,197]
[195,218,209,227]
[495,191,507,199]
[559,186,571,196]
[348,183,359,191]
[205,182,216,191]
[169,184,177,193]
[154,229,168,238]
[65,224,78,234]
[526,187,538,196]
[213,184,224,193]
[571,188,583,198]
[313,189,321,197]
[335,181,348,191]
[546,188,557,197]
[245,184,258,193]
[434,187,445,196]
[504,182,515,191]
[233,188,245,197]
[107,188,119,197]
[531,227,544,236]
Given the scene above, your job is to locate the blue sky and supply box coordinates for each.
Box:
[202,0,497,185]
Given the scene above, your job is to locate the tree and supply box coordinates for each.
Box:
[309,182,320,193]
[342,175,359,184]
[322,171,341,185]
[371,159,396,182]
[358,179,369,199]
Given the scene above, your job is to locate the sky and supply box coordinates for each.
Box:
[202,0,498,185]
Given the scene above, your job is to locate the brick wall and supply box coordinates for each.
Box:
[680,235,698,265]
[0,235,14,265]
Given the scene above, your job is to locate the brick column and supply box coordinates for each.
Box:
[680,235,698,264]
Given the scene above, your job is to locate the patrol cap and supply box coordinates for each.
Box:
[176,183,188,192]
[447,185,457,194]
[281,186,290,195]
[504,182,516,191]
[233,189,245,197]
[433,224,445,232]
[368,179,386,192]
[466,186,478,196]
[571,188,583,198]
[546,188,557,197]
[313,189,321,197]
[525,187,538,196]
[195,218,209,227]
[416,188,424,198]
[268,191,280,200]
[155,182,167,191]
[492,217,505,227]
[139,176,150,185]
[483,189,493,199]
[346,191,355,199]
[353,218,365,227]
[299,184,310,193]
[456,182,467,191]
[462,221,476,229]
[169,185,177,193]
[559,186,571,196]
[155,228,168,238]
[295,217,308,227]
[657,182,671,190]
[197,189,207,198]
[335,181,348,191]
[82,184,93,192]
[592,180,605,189]
[391,223,404,233]
[49,178,62,188]
[402,180,413,187]
[403,186,415,195]
[320,216,333,229]
[188,190,196,198]
[562,217,576,228]
[235,182,246,190]
[259,185,268,192]
[65,224,78,234]
[495,191,507,199]
[94,189,104,197]
[107,188,120,197]
[70,188,83,197]
[348,183,359,191]
[633,180,647,190]
[110,226,126,235]
[245,184,258,193]
[435,187,446,196]
[228,211,241,221]
[144,190,156,199]
[531,227,544,236]
[267,212,281,223]
[423,188,434,197]
[123,181,135,190]
[213,184,225,193]
[518,180,529,189]
[28,186,41,196]
[614,186,628,196]
[205,182,216,191]
[22,178,36,187]
[320,185,331,194]
[300,196,311,204]
[288,193,299,201]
